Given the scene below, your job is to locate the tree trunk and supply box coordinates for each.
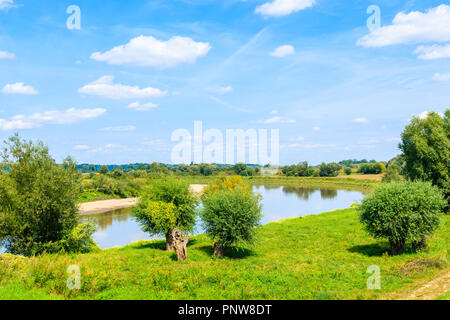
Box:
[213,242,227,258]
[412,238,427,251]
[390,240,406,255]
[165,232,175,251]
[172,229,189,261]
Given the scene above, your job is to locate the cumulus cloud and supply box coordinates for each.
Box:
[255,0,315,17]
[78,76,167,99]
[2,82,38,95]
[91,35,211,68]
[433,72,450,81]
[270,45,295,57]
[357,5,450,48]
[100,125,136,132]
[0,51,15,59]
[414,44,450,60]
[0,108,106,130]
[258,116,296,124]
[206,86,233,95]
[352,117,369,124]
[127,101,158,111]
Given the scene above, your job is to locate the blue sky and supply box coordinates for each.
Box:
[0,0,449,165]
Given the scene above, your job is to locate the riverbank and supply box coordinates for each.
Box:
[1,208,447,300]
[78,198,139,216]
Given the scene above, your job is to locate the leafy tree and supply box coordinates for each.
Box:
[133,177,198,250]
[382,164,403,183]
[399,110,449,202]
[203,175,251,196]
[201,186,262,257]
[344,168,352,175]
[359,181,446,255]
[281,162,315,177]
[99,165,109,174]
[0,135,95,256]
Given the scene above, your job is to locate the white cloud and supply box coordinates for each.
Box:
[0,51,15,59]
[0,108,106,130]
[255,0,315,17]
[100,125,136,132]
[78,76,166,99]
[91,35,211,68]
[296,136,305,141]
[127,101,158,111]
[74,145,90,151]
[416,110,444,120]
[433,72,450,81]
[352,117,369,124]
[415,44,450,60]
[270,110,278,115]
[0,0,16,10]
[270,45,295,57]
[206,86,233,95]
[2,82,38,95]
[258,116,296,124]
[312,126,320,131]
[357,5,450,48]
[386,138,401,142]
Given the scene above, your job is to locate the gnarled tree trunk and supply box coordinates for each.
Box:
[412,238,427,251]
[165,231,175,251]
[213,242,227,258]
[390,239,406,255]
[172,229,189,261]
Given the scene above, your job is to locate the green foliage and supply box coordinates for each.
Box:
[344,168,352,175]
[0,135,87,256]
[203,175,251,196]
[201,187,262,251]
[281,162,315,177]
[133,178,199,236]
[41,222,99,254]
[319,162,341,177]
[400,110,449,197]
[133,201,178,236]
[99,165,109,174]
[233,163,257,176]
[359,181,446,254]
[382,164,403,183]
[358,162,386,174]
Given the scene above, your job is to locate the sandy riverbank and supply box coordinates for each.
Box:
[78,184,207,215]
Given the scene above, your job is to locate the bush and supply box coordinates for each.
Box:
[281,162,315,177]
[344,168,352,175]
[203,175,251,196]
[382,164,403,183]
[0,135,85,256]
[319,162,341,177]
[359,181,446,255]
[201,187,262,257]
[133,178,198,250]
[358,162,386,174]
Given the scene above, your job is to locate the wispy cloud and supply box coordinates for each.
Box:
[415,44,450,60]
[352,117,369,124]
[258,116,296,124]
[255,0,315,17]
[270,45,295,57]
[2,82,38,95]
[206,86,233,95]
[0,51,15,59]
[0,0,17,11]
[78,76,167,99]
[100,125,136,132]
[433,72,450,81]
[0,108,106,130]
[91,35,211,68]
[127,101,158,111]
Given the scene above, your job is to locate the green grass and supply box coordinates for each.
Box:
[435,291,450,300]
[1,208,448,300]
[78,191,121,203]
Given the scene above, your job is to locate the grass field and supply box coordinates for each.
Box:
[0,207,447,300]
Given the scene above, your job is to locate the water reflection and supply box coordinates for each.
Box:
[76,185,364,249]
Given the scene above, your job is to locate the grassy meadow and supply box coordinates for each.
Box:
[0,207,448,300]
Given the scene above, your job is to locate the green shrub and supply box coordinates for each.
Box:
[344,168,352,175]
[319,162,341,177]
[382,164,403,183]
[203,175,251,196]
[133,178,198,250]
[201,187,263,257]
[359,162,386,174]
[359,181,446,255]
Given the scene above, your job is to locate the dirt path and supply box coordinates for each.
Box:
[396,270,450,300]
